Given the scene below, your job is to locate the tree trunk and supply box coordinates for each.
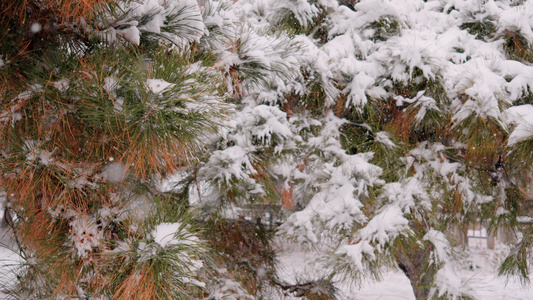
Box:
[396,248,436,300]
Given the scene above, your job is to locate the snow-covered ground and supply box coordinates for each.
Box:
[0,228,23,300]
[352,266,533,300]
[276,245,533,300]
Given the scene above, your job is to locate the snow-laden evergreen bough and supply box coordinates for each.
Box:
[188,0,533,299]
[4,0,533,299]
[0,0,231,298]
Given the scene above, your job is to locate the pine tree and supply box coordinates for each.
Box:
[0,0,231,298]
[193,0,533,299]
[4,0,533,299]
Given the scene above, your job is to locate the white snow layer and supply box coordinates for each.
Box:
[152,222,186,247]
[504,104,533,146]
[146,79,175,94]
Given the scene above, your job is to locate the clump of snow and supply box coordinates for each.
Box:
[30,22,42,34]
[381,178,430,212]
[188,180,219,206]
[381,29,448,82]
[292,35,339,106]
[158,171,188,193]
[375,131,396,149]
[336,240,375,272]
[201,146,256,184]
[146,221,205,285]
[153,222,183,248]
[141,14,165,34]
[227,103,293,150]
[394,90,441,124]
[200,1,237,51]
[504,104,533,146]
[152,222,201,248]
[449,58,510,126]
[117,26,141,45]
[424,229,453,264]
[266,0,319,28]
[23,140,54,166]
[498,2,533,43]
[100,162,127,183]
[146,79,175,94]
[430,265,478,300]
[358,205,410,250]
[51,79,69,92]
